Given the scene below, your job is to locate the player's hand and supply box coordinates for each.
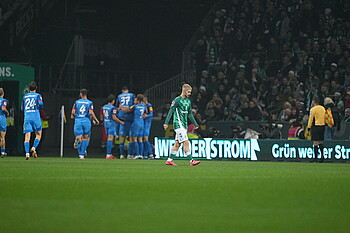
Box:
[120,121,125,125]
[163,124,168,130]
[142,114,148,119]
[194,126,199,130]
[93,119,99,125]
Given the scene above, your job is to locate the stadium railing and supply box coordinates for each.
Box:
[144,69,196,111]
[33,63,168,97]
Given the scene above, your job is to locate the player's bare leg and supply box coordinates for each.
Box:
[30,130,42,158]
[0,131,6,158]
[166,140,180,166]
[73,136,80,149]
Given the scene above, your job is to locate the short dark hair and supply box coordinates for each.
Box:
[107,94,115,103]
[136,94,144,102]
[313,96,320,104]
[80,89,88,96]
[28,81,37,91]
[121,86,128,91]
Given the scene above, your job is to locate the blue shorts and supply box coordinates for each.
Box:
[143,119,152,137]
[0,116,6,132]
[74,118,91,136]
[23,119,42,134]
[130,122,144,137]
[104,121,117,136]
[119,121,132,136]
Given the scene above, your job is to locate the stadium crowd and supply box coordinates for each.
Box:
[188,0,350,132]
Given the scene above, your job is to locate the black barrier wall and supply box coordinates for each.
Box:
[150,120,350,141]
[155,138,350,163]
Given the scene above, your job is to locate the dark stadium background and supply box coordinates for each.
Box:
[1,0,215,80]
[1,0,350,156]
[0,0,215,155]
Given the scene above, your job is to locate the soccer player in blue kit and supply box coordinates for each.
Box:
[102,94,124,159]
[71,89,99,159]
[116,86,134,159]
[0,88,9,158]
[21,81,44,160]
[142,95,154,159]
[122,94,145,159]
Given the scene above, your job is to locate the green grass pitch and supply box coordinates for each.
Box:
[0,157,349,233]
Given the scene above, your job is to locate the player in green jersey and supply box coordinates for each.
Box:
[163,84,201,166]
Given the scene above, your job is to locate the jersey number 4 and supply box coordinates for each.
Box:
[79,105,86,114]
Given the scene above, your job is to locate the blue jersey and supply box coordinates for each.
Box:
[0,97,8,117]
[0,97,7,132]
[130,103,146,123]
[129,103,146,137]
[102,104,117,123]
[21,92,43,120]
[116,92,134,121]
[144,103,153,122]
[74,99,93,119]
[143,103,153,137]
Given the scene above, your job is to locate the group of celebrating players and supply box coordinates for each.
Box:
[1,81,200,166]
[71,86,154,160]
[1,81,154,160]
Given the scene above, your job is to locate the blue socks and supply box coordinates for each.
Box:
[120,143,124,156]
[24,142,30,154]
[24,139,40,154]
[78,140,89,156]
[134,142,140,156]
[1,148,5,154]
[143,142,147,156]
[78,140,83,155]
[82,140,89,155]
[138,142,143,156]
[128,142,134,156]
[33,139,40,149]
[107,140,113,155]
[146,140,152,155]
